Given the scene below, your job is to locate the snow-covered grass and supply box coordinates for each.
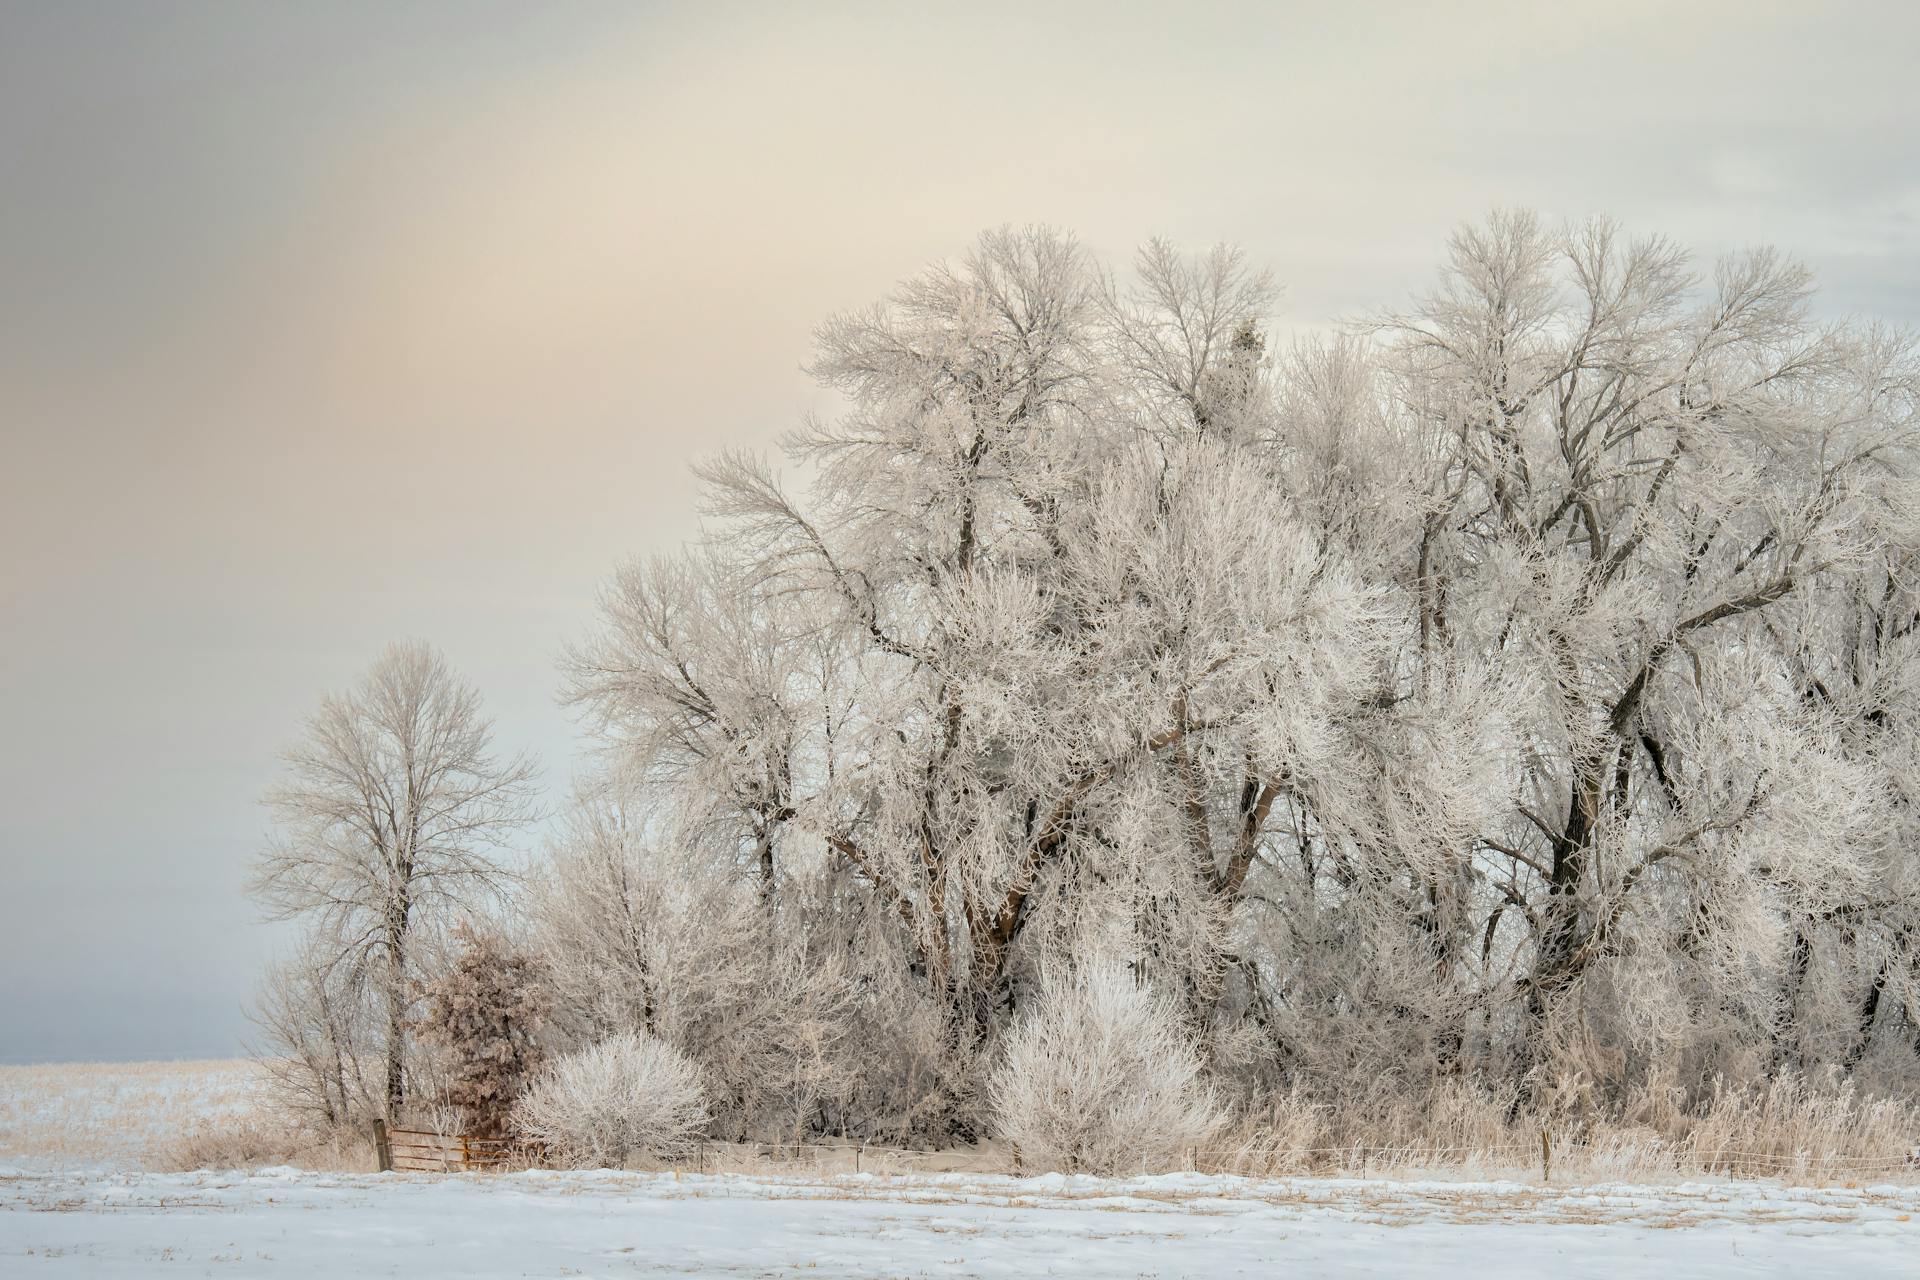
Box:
[4,1165,1918,1277]
[6,1061,1919,1275]
[0,1061,264,1171]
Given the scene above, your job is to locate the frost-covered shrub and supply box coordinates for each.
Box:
[990,965,1222,1175]
[523,789,864,1143]
[415,924,550,1137]
[515,1031,709,1167]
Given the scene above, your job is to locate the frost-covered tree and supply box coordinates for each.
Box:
[564,229,1435,1131]
[550,216,1919,1140]
[1366,214,1918,1087]
[523,776,861,1139]
[1760,530,1920,1080]
[251,641,538,1119]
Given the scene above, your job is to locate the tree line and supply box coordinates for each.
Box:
[250,213,1920,1165]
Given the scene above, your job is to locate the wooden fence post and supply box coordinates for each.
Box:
[372,1118,393,1173]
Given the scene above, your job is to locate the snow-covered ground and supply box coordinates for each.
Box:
[4,1062,1916,1275]
[4,1165,1917,1277]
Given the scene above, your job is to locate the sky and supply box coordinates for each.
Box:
[2,0,1918,1062]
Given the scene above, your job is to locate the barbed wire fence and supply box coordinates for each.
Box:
[372,1125,1919,1183]
[662,1134,1920,1183]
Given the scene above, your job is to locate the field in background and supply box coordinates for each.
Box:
[0,1060,262,1170]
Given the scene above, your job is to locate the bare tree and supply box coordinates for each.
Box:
[246,930,379,1129]
[524,774,862,1141]
[251,641,537,1120]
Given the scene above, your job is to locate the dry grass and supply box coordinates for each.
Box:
[153,1114,374,1173]
[1203,1072,1920,1184]
[7,1059,1915,1185]
[557,1077,1920,1185]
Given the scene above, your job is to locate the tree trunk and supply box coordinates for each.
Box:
[384,904,409,1120]
[1772,925,1813,1072]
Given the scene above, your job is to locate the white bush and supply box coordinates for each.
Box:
[989,965,1223,1176]
[515,1031,709,1167]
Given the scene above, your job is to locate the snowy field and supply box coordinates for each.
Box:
[5,1165,1919,1277]
[0,1060,264,1171]
[4,1061,1919,1276]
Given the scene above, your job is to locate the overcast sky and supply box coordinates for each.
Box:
[3,0,1917,1062]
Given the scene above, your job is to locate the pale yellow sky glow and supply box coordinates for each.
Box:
[3,0,1917,1058]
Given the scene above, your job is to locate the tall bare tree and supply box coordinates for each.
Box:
[251,641,537,1119]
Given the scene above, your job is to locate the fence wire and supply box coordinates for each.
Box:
[373,1126,1919,1181]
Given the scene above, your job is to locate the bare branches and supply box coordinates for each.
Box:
[250,641,538,1119]
[1104,239,1278,435]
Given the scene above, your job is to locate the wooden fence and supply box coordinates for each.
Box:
[373,1120,516,1173]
